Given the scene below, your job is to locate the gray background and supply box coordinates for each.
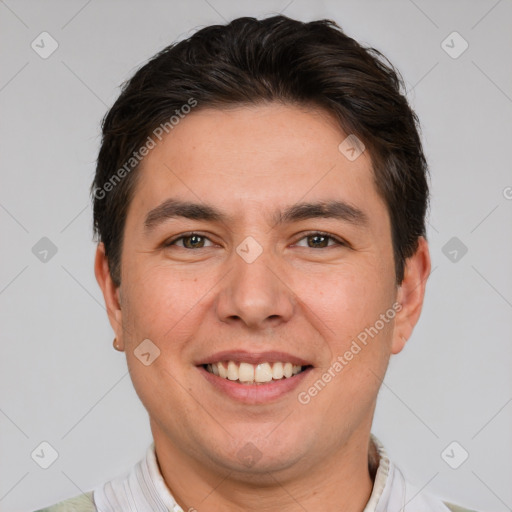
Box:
[1,0,511,510]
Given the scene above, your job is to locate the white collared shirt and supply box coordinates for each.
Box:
[91,434,453,512]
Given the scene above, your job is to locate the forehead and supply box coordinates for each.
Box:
[128,103,388,229]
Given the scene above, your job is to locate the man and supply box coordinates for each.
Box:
[35,14,479,512]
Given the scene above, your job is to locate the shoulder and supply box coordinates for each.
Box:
[443,500,481,512]
[32,491,96,512]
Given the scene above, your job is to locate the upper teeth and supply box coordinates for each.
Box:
[206,361,303,384]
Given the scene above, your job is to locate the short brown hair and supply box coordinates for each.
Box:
[91,15,429,287]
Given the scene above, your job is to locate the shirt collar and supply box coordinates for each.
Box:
[364,433,392,511]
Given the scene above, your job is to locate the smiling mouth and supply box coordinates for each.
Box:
[202,361,313,385]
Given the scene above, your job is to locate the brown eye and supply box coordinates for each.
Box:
[307,234,329,248]
[182,235,205,248]
[165,233,213,249]
[295,232,345,249]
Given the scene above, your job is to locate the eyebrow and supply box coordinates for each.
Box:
[143,198,369,233]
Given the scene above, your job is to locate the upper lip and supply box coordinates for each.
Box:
[195,350,313,367]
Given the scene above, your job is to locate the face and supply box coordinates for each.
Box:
[96,103,430,483]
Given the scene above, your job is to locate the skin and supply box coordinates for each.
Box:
[95,103,431,512]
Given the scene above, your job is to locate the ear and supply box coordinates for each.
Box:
[94,242,124,350]
[391,236,431,355]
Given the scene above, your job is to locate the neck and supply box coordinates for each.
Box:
[152,426,377,512]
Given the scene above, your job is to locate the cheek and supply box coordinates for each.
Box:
[293,263,396,383]
[126,358,179,429]
[124,264,209,334]
[297,262,392,330]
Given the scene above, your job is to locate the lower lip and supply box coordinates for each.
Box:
[197,365,313,405]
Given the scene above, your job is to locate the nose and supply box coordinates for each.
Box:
[215,243,295,330]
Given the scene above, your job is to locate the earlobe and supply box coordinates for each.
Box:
[391,334,408,355]
[391,237,431,355]
[94,243,124,348]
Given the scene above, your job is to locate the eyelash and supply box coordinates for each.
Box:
[163,231,347,249]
